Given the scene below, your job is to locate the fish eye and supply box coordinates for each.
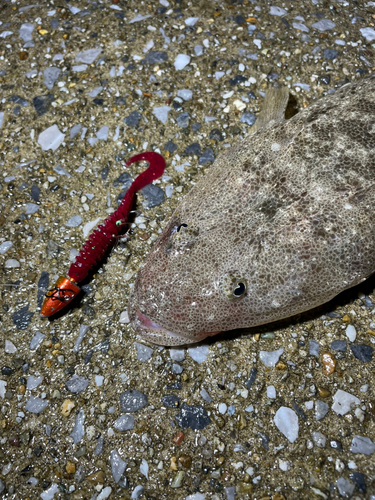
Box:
[220,272,247,301]
[177,223,188,232]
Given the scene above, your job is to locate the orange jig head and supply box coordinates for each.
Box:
[40,276,81,317]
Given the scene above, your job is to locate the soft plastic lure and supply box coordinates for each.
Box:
[40,152,165,317]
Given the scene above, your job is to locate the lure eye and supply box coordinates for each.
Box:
[220,272,247,301]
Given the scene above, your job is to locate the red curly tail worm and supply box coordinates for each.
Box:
[40,152,165,317]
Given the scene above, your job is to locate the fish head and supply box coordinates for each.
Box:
[128,203,252,346]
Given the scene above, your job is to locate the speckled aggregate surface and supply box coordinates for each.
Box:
[0,0,375,499]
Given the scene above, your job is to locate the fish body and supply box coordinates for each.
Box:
[128,76,375,345]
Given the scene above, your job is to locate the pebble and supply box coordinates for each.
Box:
[70,409,85,444]
[175,403,211,430]
[259,348,284,367]
[312,431,326,447]
[332,389,360,415]
[177,112,190,128]
[43,67,60,89]
[324,48,339,60]
[135,342,153,362]
[184,143,201,156]
[40,483,59,500]
[0,380,7,399]
[270,6,287,16]
[188,345,209,363]
[174,54,191,70]
[97,486,112,500]
[336,477,355,498]
[200,388,212,403]
[315,400,329,420]
[61,399,75,417]
[153,106,172,124]
[198,148,214,165]
[66,375,89,394]
[120,390,148,412]
[75,48,102,64]
[113,414,135,431]
[27,375,43,390]
[131,485,145,499]
[312,19,336,31]
[321,352,336,375]
[350,344,373,362]
[350,435,375,455]
[346,324,357,342]
[360,27,375,41]
[171,471,185,488]
[274,407,299,443]
[141,183,165,208]
[309,340,319,356]
[350,472,367,494]
[4,340,16,354]
[140,458,149,479]
[267,385,276,399]
[12,304,34,329]
[143,50,168,64]
[331,340,346,352]
[25,396,48,414]
[5,259,20,268]
[110,449,127,483]
[124,111,142,128]
[38,125,65,151]
[170,348,185,362]
[66,215,83,227]
[0,241,13,254]
[162,395,180,408]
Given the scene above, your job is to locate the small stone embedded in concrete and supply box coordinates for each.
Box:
[5,259,20,268]
[174,54,191,70]
[124,111,142,127]
[245,368,257,390]
[177,89,193,101]
[198,148,214,165]
[140,458,149,479]
[315,400,329,420]
[267,385,276,399]
[200,388,212,403]
[312,19,336,31]
[350,344,373,362]
[336,477,355,498]
[270,5,287,16]
[332,389,360,415]
[120,390,148,412]
[25,396,48,414]
[274,407,299,443]
[164,140,178,153]
[70,124,82,139]
[177,112,190,128]
[188,345,209,363]
[70,409,85,444]
[0,241,13,254]
[43,67,60,89]
[143,51,168,64]
[135,342,154,362]
[346,324,357,342]
[360,27,375,41]
[331,340,347,352]
[97,487,112,500]
[312,431,326,447]
[19,22,34,43]
[65,215,83,227]
[38,125,65,151]
[175,403,211,430]
[350,435,375,455]
[241,112,257,126]
[131,485,145,499]
[119,311,130,324]
[33,94,55,116]
[25,203,39,215]
[142,183,165,208]
[170,348,185,362]
[12,304,34,330]
[30,331,45,350]
[114,414,135,431]
[259,348,284,367]
[40,483,59,500]
[110,449,127,483]
[162,395,180,408]
[349,472,367,494]
[75,48,102,64]
[4,340,16,354]
[27,375,43,390]
[309,340,319,356]
[184,143,201,156]
[66,375,89,394]
[54,164,72,177]
[324,49,339,60]
[73,325,90,353]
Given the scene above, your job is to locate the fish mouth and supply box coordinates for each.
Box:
[133,310,220,346]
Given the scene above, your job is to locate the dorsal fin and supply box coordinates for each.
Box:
[251,87,291,134]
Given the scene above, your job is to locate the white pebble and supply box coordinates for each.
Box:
[4,340,17,354]
[346,324,356,342]
[218,403,227,414]
[119,311,130,324]
[38,125,65,151]
[0,241,13,254]
[267,385,276,399]
[4,259,20,268]
[274,407,299,443]
[174,54,191,70]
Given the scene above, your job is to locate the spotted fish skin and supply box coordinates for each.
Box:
[128,76,375,346]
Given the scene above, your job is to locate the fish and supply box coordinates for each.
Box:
[128,76,375,346]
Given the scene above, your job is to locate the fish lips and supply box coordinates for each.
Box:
[133,310,220,346]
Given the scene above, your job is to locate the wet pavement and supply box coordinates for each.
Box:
[0,0,375,499]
